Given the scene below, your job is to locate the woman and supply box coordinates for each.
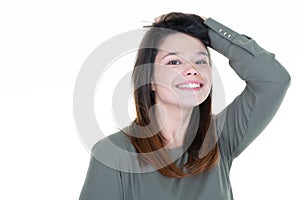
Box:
[79,12,290,199]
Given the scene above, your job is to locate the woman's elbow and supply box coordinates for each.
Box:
[276,65,291,90]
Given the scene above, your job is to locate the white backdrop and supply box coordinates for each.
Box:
[1,0,299,199]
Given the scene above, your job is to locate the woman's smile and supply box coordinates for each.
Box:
[175,80,205,91]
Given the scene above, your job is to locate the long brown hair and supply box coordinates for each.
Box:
[124,12,219,178]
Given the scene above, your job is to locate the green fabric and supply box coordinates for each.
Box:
[79,18,291,200]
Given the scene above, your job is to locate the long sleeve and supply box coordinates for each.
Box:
[79,144,124,200]
[204,18,291,162]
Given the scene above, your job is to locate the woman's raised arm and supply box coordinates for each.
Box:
[203,18,291,162]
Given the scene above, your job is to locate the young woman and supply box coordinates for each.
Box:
[79,12,290,199]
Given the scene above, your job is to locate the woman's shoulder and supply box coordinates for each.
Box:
[92,130,135,154]
[91,129,145,173]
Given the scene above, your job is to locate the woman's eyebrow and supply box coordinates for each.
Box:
[162,51,208,59]
[162,52,180,59]
[196,51,208,57]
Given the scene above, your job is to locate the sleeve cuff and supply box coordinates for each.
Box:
[203,18,262,57]
[204,18,239,42]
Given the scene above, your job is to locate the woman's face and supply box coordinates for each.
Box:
[151,33,212,109]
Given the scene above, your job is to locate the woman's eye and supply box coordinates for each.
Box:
[167,60,181,65]
[195,60,207,65]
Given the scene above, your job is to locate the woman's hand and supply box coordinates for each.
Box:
[154,14,166,23]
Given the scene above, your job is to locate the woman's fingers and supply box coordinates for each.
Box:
[154,14,166,23]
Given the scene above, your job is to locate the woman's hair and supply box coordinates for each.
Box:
[124,12,219,178]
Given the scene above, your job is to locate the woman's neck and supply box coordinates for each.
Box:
[154,103,193,149]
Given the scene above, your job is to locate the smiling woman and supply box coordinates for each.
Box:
[79,12,290,200]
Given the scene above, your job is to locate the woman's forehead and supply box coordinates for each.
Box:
[157,33,207,53]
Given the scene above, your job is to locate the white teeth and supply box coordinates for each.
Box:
[177,83,201,88]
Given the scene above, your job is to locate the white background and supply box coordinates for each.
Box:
[1,0,299,199]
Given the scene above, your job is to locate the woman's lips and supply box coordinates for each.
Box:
[175,80,204,91]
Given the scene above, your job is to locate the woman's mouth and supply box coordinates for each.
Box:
[175,81,204,91]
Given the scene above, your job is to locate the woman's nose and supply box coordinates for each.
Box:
[184,63,199,76]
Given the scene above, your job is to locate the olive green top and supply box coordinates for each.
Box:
[79,18,291,200]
